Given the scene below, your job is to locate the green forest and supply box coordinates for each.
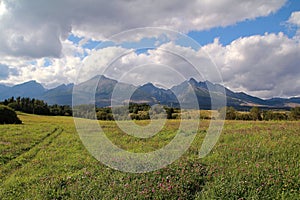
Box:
[1,97,72,116]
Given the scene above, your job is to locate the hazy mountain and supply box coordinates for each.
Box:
[0,76,299,110]
[266,97,300,108]
[72,75,155,107]
[0,80,45,100]
[41,83,74,105]
[136,83,178,106]
[171,78,212,109]
[0,84,9,94]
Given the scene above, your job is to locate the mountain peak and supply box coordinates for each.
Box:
[0,76,298,109]
[141,82,155,88]
[20,80,38,85]
[13,80,44,89]
[0,80,45,100]
[188,77,198,85]
[91,74,114,81]
[51,83,74,90]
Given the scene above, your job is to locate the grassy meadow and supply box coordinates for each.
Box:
[0,113,299,199]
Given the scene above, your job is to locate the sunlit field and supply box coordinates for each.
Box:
[0,113,299,199]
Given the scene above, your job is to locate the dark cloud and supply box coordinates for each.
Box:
[0,0,286,58]
[1,0,299,99]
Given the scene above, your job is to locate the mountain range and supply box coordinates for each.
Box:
[1,75,299,110]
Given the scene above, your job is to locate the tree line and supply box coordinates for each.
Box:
[0,97,72,116]
[219,106,300,121]
[96,103,180,121]
[2,96,299,121]
[73,103,180,121]
[98,105,300,121]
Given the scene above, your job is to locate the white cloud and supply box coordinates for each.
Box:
[287,11,300,39]
[83,33,300,99]
[1,0,299,99]
[288,11,300,26]
[0,0,286,58]
[77,41,222,89]
[203,33,300,98]
[1,31,299,99]
[0,40,85,88]
[0,0,7,16]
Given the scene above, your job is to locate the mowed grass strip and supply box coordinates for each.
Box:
[0,113,72,170]
[0,127,63,183]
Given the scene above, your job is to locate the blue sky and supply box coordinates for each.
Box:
[67,1,300,48]
[189,0,300,45]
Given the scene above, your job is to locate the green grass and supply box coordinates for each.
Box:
[0,114,299,199]
[198,121,300,199]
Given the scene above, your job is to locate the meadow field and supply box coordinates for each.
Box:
[0,113,299,199]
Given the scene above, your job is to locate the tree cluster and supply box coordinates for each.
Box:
[93,103,180,121]
[218,106,300,121]
[289,107,300,120]
[1,97,72,116]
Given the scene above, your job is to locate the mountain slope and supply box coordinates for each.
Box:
[41,84,74,105]
[0,81,45,100]
[136,83,178,106]
[0,84,9,95]
[0,76,299,109]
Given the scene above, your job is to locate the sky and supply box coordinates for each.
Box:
[0,0,299,99]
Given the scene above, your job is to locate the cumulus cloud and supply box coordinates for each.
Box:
[0,0,286,58]
[0,40,85,88]
[1,31,300,98]
[288,11,300,26]
[287,11,300,39]
[78,32,300,99]
[79,40,223,89]
[92,33,300,98]
[203,33,300,98]
[1,0,299,99]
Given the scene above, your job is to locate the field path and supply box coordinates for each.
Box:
[0,127,63,184]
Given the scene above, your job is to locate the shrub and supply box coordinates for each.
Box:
[236,113,252,120]
[97,111,113,120]
[0,105,22,124]
[249,106,262,121]
[289,107,300,120]
[263,110,288,121]
[218,107,237,120]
